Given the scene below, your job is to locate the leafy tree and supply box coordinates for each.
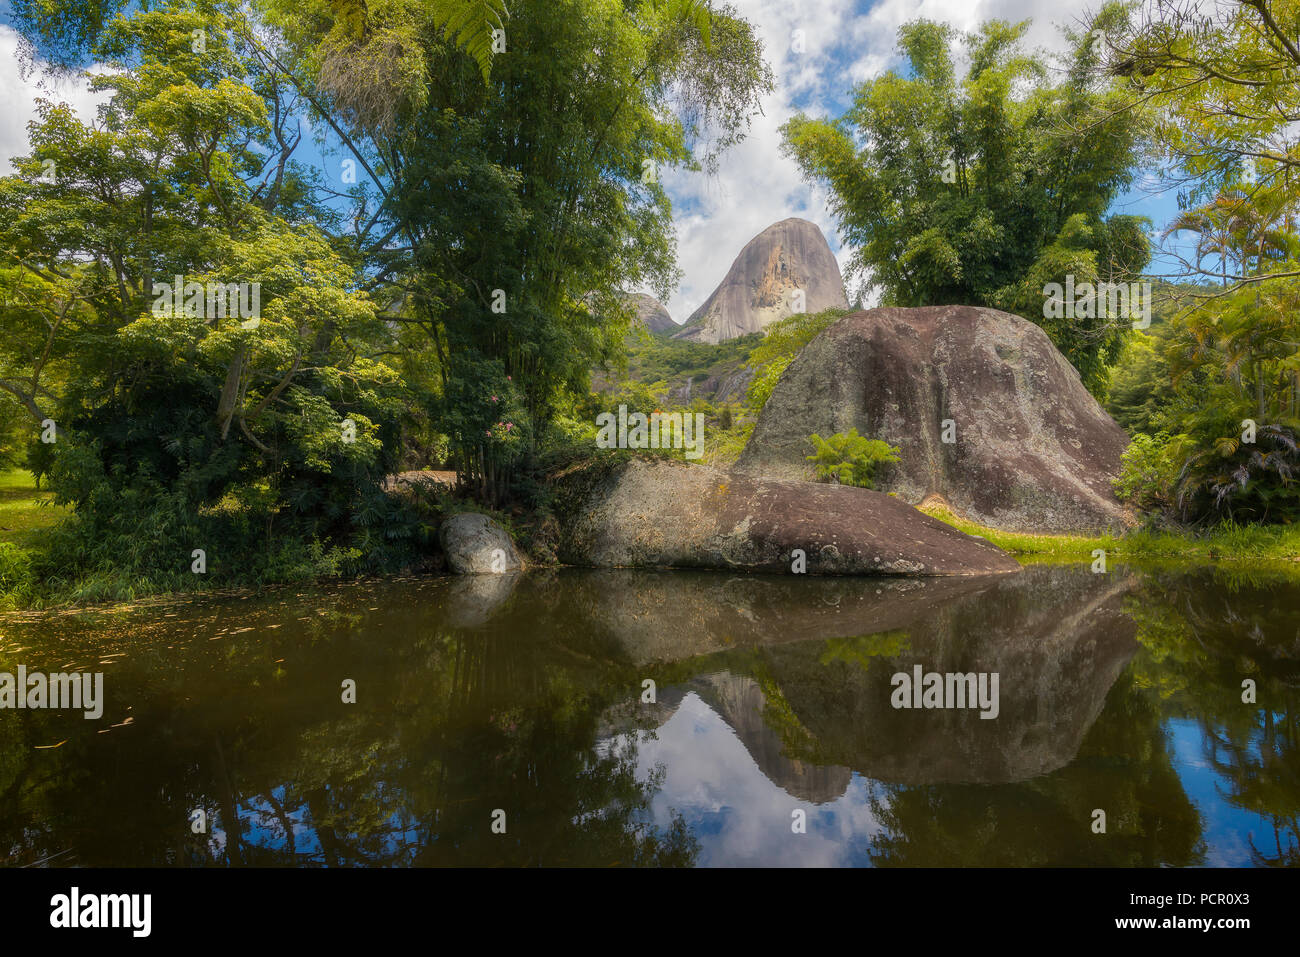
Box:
[780,17,1150,393]
[258,0,773,500]
[1113,432,1179,511]
[1097,1,1300,524]
[0,0,417,590]
[1108,0,1300,291]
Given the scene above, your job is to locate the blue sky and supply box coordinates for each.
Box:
[0,0,1190,321]
[654,0,1187,320]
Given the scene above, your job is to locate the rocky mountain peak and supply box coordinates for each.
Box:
[673,218,848,344]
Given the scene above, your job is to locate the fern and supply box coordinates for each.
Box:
[428,0,509,82]
[805,428,900,489]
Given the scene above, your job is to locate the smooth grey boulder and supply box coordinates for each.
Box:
[439,512,523,575]
[552,458,1020,576]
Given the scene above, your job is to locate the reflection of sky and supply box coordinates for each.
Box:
[620,692,883,867]
[1166,718,1292,868]
[613,693,1295,868]
[210,785,421,866]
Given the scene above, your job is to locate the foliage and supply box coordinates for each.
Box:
[745,307,845,412]
[780,16,1150,393]
[0,0,419,591]
[618,330,757,388]
[1103,283,1193,434]
[1174,423,1300,524]
[1113,433,1180,511]
[1109,0,1300,253]
[0,0,774,598]
[260,0,772,501]
[805,428,900,489]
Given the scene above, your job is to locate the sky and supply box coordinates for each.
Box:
[654,0,1184,322]
[0,0,1185,324]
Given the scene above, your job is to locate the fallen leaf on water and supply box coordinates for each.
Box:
[96,717,134,734]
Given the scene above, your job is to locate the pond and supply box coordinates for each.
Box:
[1,563,1297,867]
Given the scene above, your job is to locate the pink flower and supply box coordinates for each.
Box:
[506,376,512,381]
[504,422,513,431]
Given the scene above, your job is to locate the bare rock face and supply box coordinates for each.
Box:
[626,292,677,336]
[735,305,1133,534]
[673,218,849,344]
[553,458,1021,576]
[439,513,523,574]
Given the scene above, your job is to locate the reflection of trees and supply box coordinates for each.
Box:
[1128,569,1300,866]
[0,584,697,867]
[6,564,1299,868]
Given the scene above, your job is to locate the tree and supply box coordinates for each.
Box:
[780,17,1150,393]
[257,0,773,501]
[0,0,415,588]
[1107,0,1300,298]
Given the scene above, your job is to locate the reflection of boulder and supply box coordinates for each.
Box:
[691,672,851,805]
[428,565,1139,791]
[439,571,521,628]
[762,565,1140,784]
[735,306,1132,533]
[554,458,1021,576]
[511,569,1003,664]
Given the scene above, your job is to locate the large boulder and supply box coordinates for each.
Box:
[735,305,1133,533]
[553,458,1020,576]
[673,218,849,343]
[439,512,523,574]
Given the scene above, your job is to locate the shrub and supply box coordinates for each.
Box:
[805,429,900,489]
[1113,432,1180,511]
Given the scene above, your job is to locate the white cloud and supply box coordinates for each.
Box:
[653,0,1093,323]
[0,25,109,176]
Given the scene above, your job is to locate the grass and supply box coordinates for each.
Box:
[0,467,65,546]
[919,500,1300,566]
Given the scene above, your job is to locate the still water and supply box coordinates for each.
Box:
[1,564,1297,867]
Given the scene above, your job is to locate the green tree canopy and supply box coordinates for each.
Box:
[780,16,1151,392]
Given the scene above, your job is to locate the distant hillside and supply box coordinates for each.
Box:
[594,333,760,405]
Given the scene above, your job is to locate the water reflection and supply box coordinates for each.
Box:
[0,563,1296,866]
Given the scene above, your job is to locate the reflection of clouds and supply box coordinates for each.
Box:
[608,691,885,866]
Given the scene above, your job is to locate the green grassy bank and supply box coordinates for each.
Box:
[920,501,1300,566]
